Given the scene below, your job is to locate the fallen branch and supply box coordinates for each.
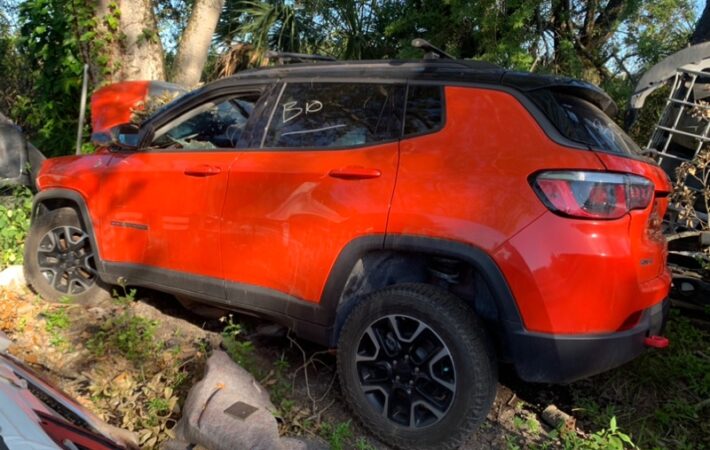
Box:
[541,404,576,432]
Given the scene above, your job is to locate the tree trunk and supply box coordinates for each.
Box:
[119,0,166,81]
[94,0,166,84]
[692,0,710,44]
[172,0,225,88]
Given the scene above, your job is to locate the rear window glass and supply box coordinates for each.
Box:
[404,85,444,135]
[264,82,404,148]
[528,90,639,155]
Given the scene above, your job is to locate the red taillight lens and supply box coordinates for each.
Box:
[532,171,654,219]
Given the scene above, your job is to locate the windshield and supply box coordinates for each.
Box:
[528,90,640,156]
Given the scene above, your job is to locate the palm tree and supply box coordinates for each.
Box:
[215,0,323,55]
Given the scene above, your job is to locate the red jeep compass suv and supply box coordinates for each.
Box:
[24,59,671,449]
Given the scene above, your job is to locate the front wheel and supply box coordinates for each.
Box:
[337,283,497,450]
[24,207,110,305]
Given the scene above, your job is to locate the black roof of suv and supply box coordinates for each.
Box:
[178,59,618,116]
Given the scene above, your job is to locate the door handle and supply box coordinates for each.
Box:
[184,165,221,177]
[329,167,382,180]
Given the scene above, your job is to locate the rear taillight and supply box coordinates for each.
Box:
[532,171,654,220]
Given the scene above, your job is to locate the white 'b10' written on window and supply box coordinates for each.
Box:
[282,100,323,123]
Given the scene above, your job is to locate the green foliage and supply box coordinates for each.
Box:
[13,0,94,156]
[221,314,259,374]
[43,299,72,347]
[0,186,32,269]
[268,354,292,412]
[1,0,698,154]
[508,415,637,450]
[87,289,162,361]
[384,0,539,65]
[216,0,695,93]
[570,311,710,449]
[319,420,353,450]
[618,0,695,70]
[146,397,171,426]
[237,1,310,55]
[557,418,636,450]
[354,437,376,450]
[0,7,30,117]
[9,0,118,156]
[217,0,401,60]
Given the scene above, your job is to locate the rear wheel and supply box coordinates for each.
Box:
[24,207,110,305]
[337,283,497,450]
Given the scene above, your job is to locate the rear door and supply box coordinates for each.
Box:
[99,86,268,298]
[221,81,405,303]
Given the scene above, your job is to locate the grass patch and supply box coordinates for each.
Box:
[43,300,72,347]
[87,312,160,361]
[320,420,353,450]
[221,314,260,376]
[86,289,162,361]
[569,310,710,449]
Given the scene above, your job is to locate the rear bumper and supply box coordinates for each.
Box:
[508,298,669,383]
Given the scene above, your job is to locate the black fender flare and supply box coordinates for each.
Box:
[319,234,524,345]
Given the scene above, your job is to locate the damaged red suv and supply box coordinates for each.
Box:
[24,56,671,449]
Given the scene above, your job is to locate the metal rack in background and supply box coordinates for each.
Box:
[637,62,710,308]
[643,64,710,226]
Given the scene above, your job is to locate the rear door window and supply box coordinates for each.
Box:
[404,85,444,136]
[528,90,640,155]
[263,82,405,149]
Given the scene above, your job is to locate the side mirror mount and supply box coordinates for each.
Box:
[91,123,140,150]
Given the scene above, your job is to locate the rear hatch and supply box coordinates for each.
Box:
[526,88,672,283]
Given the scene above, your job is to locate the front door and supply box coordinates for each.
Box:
[221,81,405,304]
[99,88,266,298]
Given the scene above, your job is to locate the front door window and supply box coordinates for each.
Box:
[151,93,262,150]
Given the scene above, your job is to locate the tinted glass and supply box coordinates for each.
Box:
[528,90,639,155]
[404,85,444,135]
[151,93,261,150]
[264,83,404,148]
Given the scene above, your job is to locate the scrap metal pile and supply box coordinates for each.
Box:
[628,42,710,310]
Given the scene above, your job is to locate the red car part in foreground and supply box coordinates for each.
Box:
[0,331,134,449]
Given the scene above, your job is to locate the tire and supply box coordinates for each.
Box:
[337,283,497,450]
[24,207,111,305]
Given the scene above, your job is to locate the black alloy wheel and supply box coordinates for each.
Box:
[24,207,111,305]
[338,283,497,450]
[355,314,456,428]
[36,225,97,295]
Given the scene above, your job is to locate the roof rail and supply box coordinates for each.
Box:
[266,51,336,64]
[411,38,455,60]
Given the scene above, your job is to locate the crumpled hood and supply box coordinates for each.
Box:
[90,80,186,133]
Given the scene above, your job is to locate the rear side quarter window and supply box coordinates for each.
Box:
[527,90,640,156]
[404,85,444,136]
